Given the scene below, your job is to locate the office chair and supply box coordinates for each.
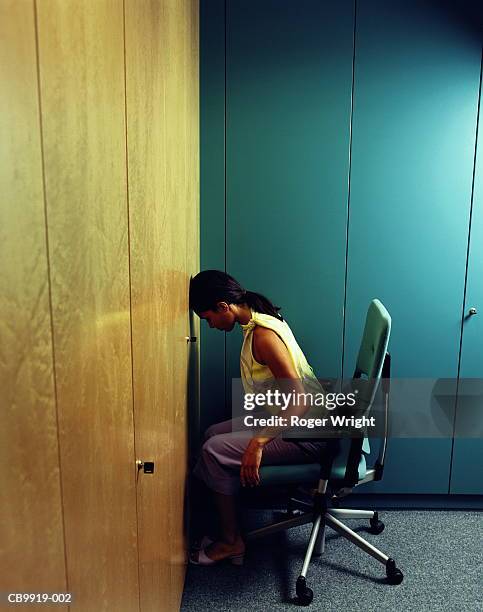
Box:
[243,299,403,606]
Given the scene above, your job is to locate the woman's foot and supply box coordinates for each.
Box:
[190,535,214,551]
[189,536,245,565]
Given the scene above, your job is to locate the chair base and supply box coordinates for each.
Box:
[245,490,404,606]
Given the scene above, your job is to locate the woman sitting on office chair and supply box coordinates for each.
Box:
[189,270,326,566]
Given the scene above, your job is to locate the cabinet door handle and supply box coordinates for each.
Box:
[136,460,155,474]
[468,307,477,316]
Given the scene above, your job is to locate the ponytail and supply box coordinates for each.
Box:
[244,289,284,321]
[189,270,284,321]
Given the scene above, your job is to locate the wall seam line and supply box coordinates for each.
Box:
[32,0,70,602]
[122,1,142,607]
[448,47,483,494]
[224,0,227,412]
[342,0,358,379]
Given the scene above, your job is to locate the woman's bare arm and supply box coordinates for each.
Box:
[252,326,310,438]
[240,326,310,487]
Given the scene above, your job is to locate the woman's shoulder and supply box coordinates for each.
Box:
[252,324,280,342]
[251,316,295,358]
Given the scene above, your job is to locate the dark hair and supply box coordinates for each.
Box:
[189,270,284,321]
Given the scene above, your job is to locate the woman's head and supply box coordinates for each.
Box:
[189,270,283,330]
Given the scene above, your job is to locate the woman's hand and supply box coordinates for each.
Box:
[240,438,266,487]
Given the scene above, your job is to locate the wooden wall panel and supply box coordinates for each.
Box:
[125,0,199,610]
[0,0,67,599]
[35,1,139,609]
[172,0,199,604]
[124,2,172,609]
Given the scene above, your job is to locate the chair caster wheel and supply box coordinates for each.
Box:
[295,576,313,606]
[386,558,404,584]
[369,512,385,534]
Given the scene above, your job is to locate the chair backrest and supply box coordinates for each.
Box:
[341,299,391,486]
[352,299,391,405]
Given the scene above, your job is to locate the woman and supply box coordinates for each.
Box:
[188,270,327,566]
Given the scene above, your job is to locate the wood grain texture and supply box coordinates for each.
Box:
[168,0,199,605]
[124,2,173,609]
[125,0,199,609]
[0,0,67,601]
[35,1,139,609]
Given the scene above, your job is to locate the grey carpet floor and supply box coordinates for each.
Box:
[181,509,483,612]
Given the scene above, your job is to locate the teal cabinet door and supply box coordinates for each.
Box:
[345,0,482,493]
[199,0,227,435]
[450,75,483,495]
[225,0,355,402]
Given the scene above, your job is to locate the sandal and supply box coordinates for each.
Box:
[190,535,214,551]
[189,546,245,566]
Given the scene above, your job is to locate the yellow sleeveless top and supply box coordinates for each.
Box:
[239,308,370,453]
[240,308,324,396]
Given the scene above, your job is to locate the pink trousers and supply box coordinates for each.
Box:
[193,415,325,495]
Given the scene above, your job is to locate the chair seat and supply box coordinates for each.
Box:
[259,454,367,487]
